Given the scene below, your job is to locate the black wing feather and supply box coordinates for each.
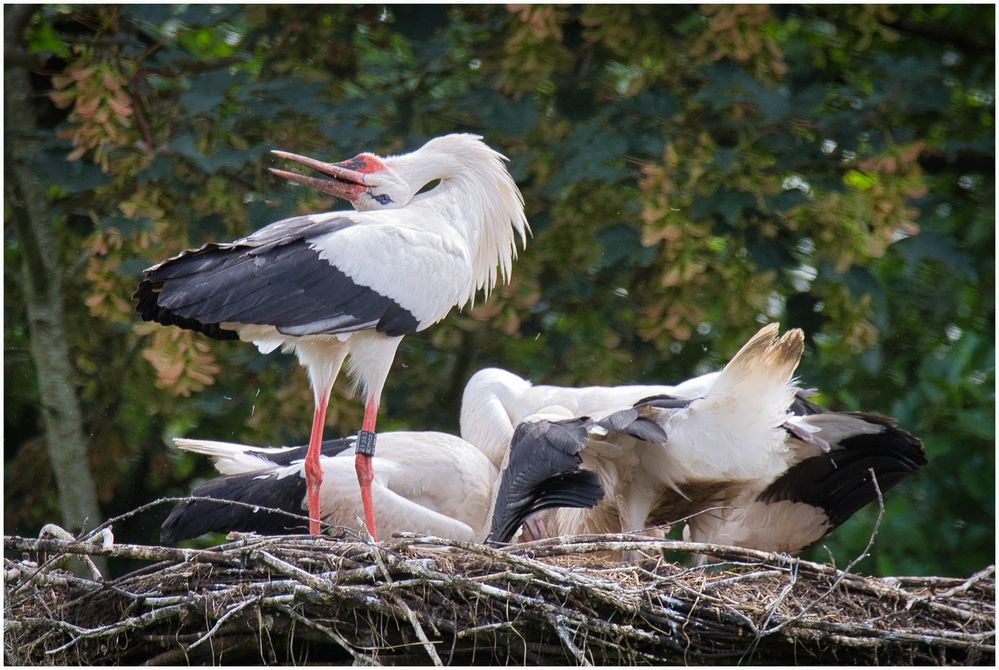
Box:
[134,215,420,339]
[160,470,307,544]
[487,418,605,544]
[160,438,355,544]
[759,418,926,528]
[637,389,818,416]
[596,408,669,444]
[248,437,355,468]
[788,389,825,416]
[492,471,603,544]
[634,394,695,411]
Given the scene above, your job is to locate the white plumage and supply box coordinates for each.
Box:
[161,422,603,545]
[160,322,922,556]
[137,134,529,540]
[459,366,719,469]
[462,324,925,556]
[464,325,800,541]
[163,434,499,543]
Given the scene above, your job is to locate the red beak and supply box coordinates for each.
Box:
[269,150,371,202]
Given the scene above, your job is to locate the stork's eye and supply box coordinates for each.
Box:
[417,179,441,195]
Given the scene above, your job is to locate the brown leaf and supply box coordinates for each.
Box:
[49,90,76,108]
[76,95,101,117]
[106,96,133,119]
[101,71,121,91]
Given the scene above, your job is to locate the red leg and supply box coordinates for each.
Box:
[304,394,329,535]
[355,398,379,541]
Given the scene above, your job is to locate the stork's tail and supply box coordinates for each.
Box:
[172,438,293,475]
[699,323,805,430]
[172,436,354,475]
[642,324,804,482]
[713,323,804,399]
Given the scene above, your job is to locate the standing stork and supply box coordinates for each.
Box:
[136,134,530,539]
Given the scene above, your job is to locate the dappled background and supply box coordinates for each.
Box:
[5,5,994,577]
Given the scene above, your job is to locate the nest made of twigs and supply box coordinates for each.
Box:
[3,530,995,666]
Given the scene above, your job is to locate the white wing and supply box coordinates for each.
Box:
[312,217,473,329]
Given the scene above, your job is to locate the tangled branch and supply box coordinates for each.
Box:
[4,529,994,665]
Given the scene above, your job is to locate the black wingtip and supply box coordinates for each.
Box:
[788,389,825,416]
[485,417,605,545]
[596,407,669,444]
[487,470,604,545]
[760,417,926,530]
[134,255,242,341]
[634,394,694,411]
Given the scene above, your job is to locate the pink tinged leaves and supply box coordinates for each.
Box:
[139,328,221,397]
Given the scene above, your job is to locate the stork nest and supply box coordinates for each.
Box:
[3,529,994,666]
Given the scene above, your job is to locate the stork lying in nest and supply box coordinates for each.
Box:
[162,324,925,557]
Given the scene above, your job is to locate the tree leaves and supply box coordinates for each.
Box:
[179,70,233,115]
[4,5,993,576]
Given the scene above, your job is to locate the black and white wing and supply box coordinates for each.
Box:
[160,467,311,543]
[485,403,675,544]
[160,437,355,543]
[134,213,429,340]
[762,412,926,531]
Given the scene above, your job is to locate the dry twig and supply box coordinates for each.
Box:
[3,528,994,665]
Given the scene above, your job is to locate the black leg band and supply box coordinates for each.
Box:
[356,430,377,456]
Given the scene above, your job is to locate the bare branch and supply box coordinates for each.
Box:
[4,526,994,665]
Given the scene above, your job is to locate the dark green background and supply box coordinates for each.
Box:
[5,5,994,577]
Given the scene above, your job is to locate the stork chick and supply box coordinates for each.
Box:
[160,425,603,545]
[466,324,926,557]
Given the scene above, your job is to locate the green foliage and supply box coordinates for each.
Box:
[5,5,993,577]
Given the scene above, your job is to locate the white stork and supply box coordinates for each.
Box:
[468,324,926,556]
[136,134,529,540]
[160,424,603,544]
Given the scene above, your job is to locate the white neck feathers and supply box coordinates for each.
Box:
[392,134,530,306]
[460,367,534,467]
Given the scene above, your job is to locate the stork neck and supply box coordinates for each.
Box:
[394,147,526,304]
[460,369,533,468]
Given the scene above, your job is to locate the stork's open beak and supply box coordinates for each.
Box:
[269,150,370,202]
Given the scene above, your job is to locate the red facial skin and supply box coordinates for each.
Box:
[337,154,386,174]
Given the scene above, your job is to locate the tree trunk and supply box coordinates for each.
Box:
[5,5,103,535]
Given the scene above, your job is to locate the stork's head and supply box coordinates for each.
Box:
[273,134,530,300]
[270,148,416,212]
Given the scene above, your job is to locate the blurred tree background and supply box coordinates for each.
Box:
[5,5,993,578]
